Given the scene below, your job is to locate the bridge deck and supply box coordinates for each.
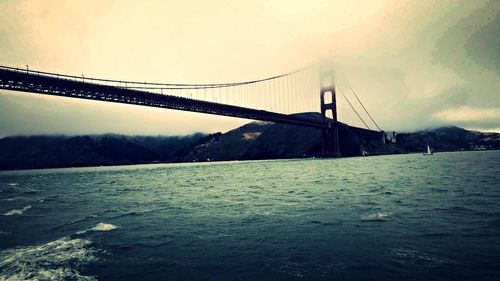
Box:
[0,67,381,137]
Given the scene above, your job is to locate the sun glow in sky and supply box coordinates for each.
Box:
[0,0,498,136]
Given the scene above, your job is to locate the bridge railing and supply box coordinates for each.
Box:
[0,65,324,115]
[0,64,383,136]
[0,65,147,91]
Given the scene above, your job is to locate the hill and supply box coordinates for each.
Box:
[0,114,498,170]
[396,126,500,152]
[0,134,208,170]
[179,113,387,162]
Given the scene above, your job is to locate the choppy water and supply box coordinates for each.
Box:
[1,151,499,281]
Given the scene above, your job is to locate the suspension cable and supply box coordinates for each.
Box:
[339,89,371,130]
[341,73,381,131]
[347,83,381,131]
[0,64,309,90]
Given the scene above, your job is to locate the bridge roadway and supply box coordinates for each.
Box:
[0,67,381,137]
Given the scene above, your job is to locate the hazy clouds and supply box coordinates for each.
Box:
[0,0,498,136]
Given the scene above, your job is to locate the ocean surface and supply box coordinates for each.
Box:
[0,150,499,281]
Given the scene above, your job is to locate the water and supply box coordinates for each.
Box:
[1,151,499,280]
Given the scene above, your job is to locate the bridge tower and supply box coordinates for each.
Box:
[320,65,340,157]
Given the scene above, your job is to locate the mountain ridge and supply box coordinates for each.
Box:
[1,114,498,170]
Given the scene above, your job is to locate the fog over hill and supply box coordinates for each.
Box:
[1,113,499,170]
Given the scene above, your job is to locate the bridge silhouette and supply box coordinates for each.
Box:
[0,64,383,156]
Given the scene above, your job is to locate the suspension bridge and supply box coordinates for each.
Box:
[0,64,384,156]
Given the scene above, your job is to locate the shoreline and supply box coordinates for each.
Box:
[0,149,497,173]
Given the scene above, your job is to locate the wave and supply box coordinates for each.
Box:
[306,220,343,226]
[386,248,451,267]
[3,205,31,216]
[0,237,98,281]
[0,197,28,202]
[90,223,117,232]
[76,223,118,234]
[69,215,99,226]
[50,215,99,231]
[361,212,391,222]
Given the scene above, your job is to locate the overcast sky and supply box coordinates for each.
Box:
[0,0,498,136]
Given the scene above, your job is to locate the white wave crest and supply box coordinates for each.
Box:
[387,248,451,267]
[76,223,118,234]
[90,223,117,232]
[0,197,29,202]
[0,237,98,281]
[361,212,391,221]
[3,205,31,216]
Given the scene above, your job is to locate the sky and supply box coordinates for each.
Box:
[0,0,498,136]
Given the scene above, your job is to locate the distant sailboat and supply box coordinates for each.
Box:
[423,145,433,155]
[361,145,369,156]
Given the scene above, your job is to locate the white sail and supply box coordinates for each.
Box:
[423,145,433,155]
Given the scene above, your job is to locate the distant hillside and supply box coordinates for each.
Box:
[396,126,500,152]
[0,114,498,170]
[180,113,386,162]
[0,134,208,170]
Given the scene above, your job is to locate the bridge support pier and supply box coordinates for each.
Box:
[320,64,340,157]
[322,125,340,157]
